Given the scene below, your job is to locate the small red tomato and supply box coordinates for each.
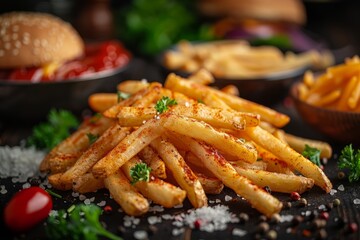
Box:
[4,187,52,232]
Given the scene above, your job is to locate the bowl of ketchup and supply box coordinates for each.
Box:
[0,40,131,122]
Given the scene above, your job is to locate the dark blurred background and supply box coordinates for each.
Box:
[1,0,359,58]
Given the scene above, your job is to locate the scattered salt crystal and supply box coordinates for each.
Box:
[162,214,172,220]
[22,182,31,189]
[185,102,190,107]
[148,216,162,225]
[172,228,184,236]
[49,210,58,217]
[174,203,183,208]
[97,200,106,207]
[330,189,337,195]
[1,188,8,194]
[0,146,45,183]
[305,211,312,217]
[354,199,360,204]
[89,197,95,202]
[338,185,345,191]
[286,228,292,234]
[123,216,140,227]
[209,200,215,204]
[84,199,91,205]
[224,195,232,201]
[318,205,326,210]
[215,199,221,203]
[172,221,184,227]
[280,215,293,223]
[149,205,164,212]
[133,230,148,240]
[141,79,148,83]
[232,228,247,237]
[79,194,86,201]
[72,192,79,197]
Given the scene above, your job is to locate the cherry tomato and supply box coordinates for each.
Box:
[4,186,53,232]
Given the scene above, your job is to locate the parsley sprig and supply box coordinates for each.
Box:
[130,163,151,184]
[338,144,360,182]
[117,91,131,102]
[154,96,177,114]
[46,204,121,240]
[27,109,79,151]
[302,144,321,166]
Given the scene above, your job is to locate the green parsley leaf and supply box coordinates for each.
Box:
[117,91,131,103]
[46,204,121,240]
[27,109,79,151]
[338,144,360,182]
[87,133,99,145]
[45,189,62,199]
[154,96,177,114]
[302,144,321,166]
[130,163,151,184]
[89,113,102,124]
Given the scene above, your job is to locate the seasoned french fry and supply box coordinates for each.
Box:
[117,80,150,94]
[47,152,82,174]
[73,173,104,193]
[188,68,214,85]
[221,85,240,96]
[284,133,332,159]
[232,166,314,194]
[60,124,130,188]
[88,93,118,113]
[245,126,332,192]
[348,77,360,109]
[177,134,282,217]
[92,118,165,179]
[162,114,257,163]
[48,173,70,191]
[196,173,224,194]
[165,73,290,127]
[138,146,167,179]
[336,76,358,111]
[150,136,207,208]
[104,170,149,216]
[202,92,233,110]
[121,156,186,208]
[230,160,267,171]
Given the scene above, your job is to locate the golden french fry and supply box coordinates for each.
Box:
[312,89,341,107]
[117,80,150,94]
[60,124,130,188]
[196,173,224,195]
[162,114,257,163]
[48,152,82,174]
[104,170,149,216]
[150,136,207,208]
[165,73,290,127]
[336,76,358,111]
[232,166,314,194]
[92,118,165,179]
[202,92,233,110]
[188,68,215,85]
[284,133,332,159]
[221,85,240,96]
[48,173,70,191]
[177,134,282,217]
[245,126,332,192]
[121,156,186,208]
[88,93,118,113]
[348,77,360,109]
[138,146,167,179]
[73,173,104,193]
[229,160,267,171]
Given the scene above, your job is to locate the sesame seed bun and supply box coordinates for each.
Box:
[0,12,84,69]
[198,0,306,25]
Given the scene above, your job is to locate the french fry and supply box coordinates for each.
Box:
[188,68,215,85]
[150,136,207,208]
[117,80,150,94]
[138,146,167,179]
[196,173,224,194]
[177,134,282,217]
[348,77,360,109]
[92,118,165,179]
[121,156,186,208]
[60,124,130,188]
[73,173,104,193]
[162,114,257,163]
[245,126,332,192]
[221,85,240,96]
[47,152,82,174]
[336,76,358,111]
[232,166,314,194]
[202,92,233,110]
[165,73,290,127]
[284,133,332,159]
[48,173,69,191]
[104,170,149,216]
[230,160,268,171]
[88,93,118,113]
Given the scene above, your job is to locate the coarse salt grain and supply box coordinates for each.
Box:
[148,216,162,225]
[225,195,232,201]
[0,146,45,182]
[318,205,326,210]
[172,228,184,236]
[338,185,345,191]
[354,199,360,205]
[330,189,337,195]
[22,182,31,189]
[174,203,183,208]
[280,215,294,223]
[84,199,91,205]
[133,230,148,240]
[149,205,164,212]
[97,200,106,207]
[79,194,86,201]
[232,228,247,237]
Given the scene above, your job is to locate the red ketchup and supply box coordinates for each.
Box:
[6,40,131,82]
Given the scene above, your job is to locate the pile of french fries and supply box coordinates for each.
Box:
[40,70,333,218]
[297,56,360,112]
[163,40,334,79]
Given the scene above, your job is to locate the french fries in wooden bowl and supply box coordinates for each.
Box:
[41,69,333,218]
[291,56,360,144]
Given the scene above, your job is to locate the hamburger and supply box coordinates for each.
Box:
[0,11,85,80]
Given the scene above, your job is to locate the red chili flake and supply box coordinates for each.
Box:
[290,192,301,201]
[302,229,312,237]
[319,212,329,220]
[104,205,112,213]
[194,219,202,229]
[348,223,358,233]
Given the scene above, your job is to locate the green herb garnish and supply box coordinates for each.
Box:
[302,144,321,166]
[46,204,121,240]
[117,91,131,103]
[89,113,102,124]
[87,133,99,145]
[154,96,177,114]
[338,144,360,182]
[46,189,62,199]
[27,109,79,151]
[130,163,151,184]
